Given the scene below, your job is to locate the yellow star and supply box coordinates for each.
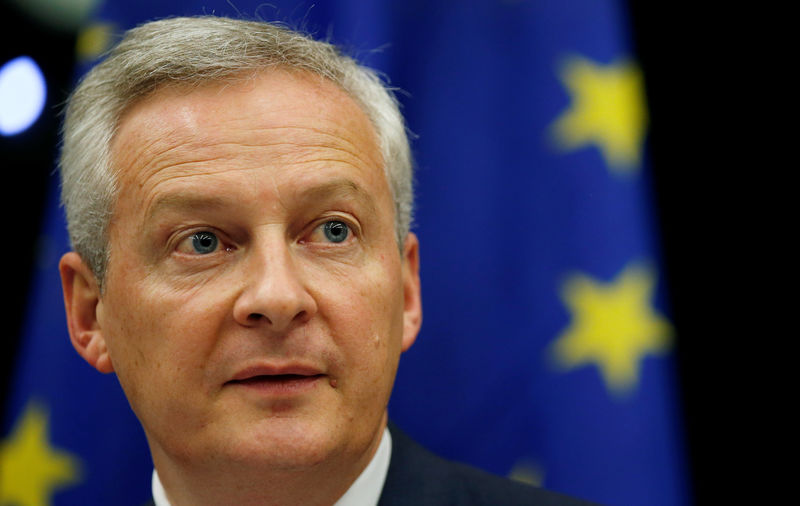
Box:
[508,459,545,487]
[76,23,115,62]
[550,263,672,396]
[0,401,82,506]
[550,55,648,173]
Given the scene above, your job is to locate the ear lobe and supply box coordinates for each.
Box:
[59,252,114,373]
[400,233,422,352]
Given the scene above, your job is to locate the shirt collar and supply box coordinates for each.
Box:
[152,426,392,506]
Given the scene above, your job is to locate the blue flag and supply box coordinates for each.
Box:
[1,1,688,505]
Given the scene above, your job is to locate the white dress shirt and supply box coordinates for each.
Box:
[153,427,392,506]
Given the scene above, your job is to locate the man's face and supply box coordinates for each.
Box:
[87,70,421,470]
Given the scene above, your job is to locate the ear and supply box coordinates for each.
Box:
[400,232,422,352]
[59,252,114,373]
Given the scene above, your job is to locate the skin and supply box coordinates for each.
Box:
[59,69,422,506]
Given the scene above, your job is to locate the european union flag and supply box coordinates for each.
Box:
[2,1,688,505]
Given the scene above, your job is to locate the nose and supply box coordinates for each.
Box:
[232,240,317,332]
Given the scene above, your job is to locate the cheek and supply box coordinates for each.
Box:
[100,275,231,405]
[325,262,405,380]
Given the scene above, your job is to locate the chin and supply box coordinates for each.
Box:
[223,417,341,470]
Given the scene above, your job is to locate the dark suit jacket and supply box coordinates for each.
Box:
[379,423,595,505]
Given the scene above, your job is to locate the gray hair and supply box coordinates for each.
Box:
[60,16,414,286]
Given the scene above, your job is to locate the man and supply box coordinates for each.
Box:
[58,16,589,505]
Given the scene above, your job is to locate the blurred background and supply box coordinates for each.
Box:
[1,0,736,504]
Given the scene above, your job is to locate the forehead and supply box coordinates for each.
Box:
[110,69,386,204]
[115,68,376,141]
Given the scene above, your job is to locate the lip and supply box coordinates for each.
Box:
[228,363,325,382]
[225,363,327,396]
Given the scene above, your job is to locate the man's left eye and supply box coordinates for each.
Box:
[321,220,349,243]
[190,231,219,254]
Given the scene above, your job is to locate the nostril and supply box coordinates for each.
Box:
[247,312,271,324]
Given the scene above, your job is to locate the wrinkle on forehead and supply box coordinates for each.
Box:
[113,121,382,187]
[109,68,386,216]
[111,68,381,167]
[145,177,379,227]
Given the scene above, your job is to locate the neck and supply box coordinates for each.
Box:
[151,413,388,506]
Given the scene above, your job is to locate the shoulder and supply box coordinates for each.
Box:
[380,424,596,506]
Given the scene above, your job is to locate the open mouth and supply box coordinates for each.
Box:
[226,374,325,394]
[230,374,323,385]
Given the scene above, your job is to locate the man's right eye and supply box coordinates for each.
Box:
[189,231,219,254]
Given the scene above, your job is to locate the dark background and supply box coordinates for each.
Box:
[1,2,741,503]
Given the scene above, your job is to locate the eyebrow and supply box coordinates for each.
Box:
[295,178,379,215]
[144,177,380,221]
[145,194,229,222]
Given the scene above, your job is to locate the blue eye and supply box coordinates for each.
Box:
[191,231,219,254]
[323,221,349,243]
